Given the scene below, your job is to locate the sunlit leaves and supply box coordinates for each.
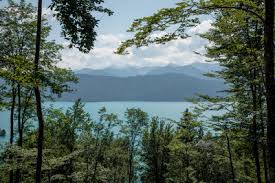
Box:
[116,0,263,55]
[49,0,113,53]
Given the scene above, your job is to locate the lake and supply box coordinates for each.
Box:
[0,101,208,143]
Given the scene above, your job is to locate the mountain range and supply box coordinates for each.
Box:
[75,62,221,79]
[59,62,226,102]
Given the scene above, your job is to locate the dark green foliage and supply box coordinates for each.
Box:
[0,101,270,183]
[141,117,173,183]
[1,0,275,182]
[49,0,113,52]
[114,0,274,182]
[0,0,77,96]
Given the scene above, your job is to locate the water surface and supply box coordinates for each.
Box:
[0,101,200,143]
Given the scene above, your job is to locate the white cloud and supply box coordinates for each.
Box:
[58,20,212,70]
[188,19,213,34]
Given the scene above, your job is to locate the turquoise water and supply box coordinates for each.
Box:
[0,101,201,143]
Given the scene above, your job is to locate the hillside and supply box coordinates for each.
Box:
[59,73,226,102]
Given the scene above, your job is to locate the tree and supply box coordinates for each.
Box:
[123,108,149,183]
[263,1,275,182]
[200,8,266,181]
[31,0,113,182]
[116,1,275,182]
[86,107,121,182]
[0,1,76,182]
[141,117,173,183]
[167,109,203,183]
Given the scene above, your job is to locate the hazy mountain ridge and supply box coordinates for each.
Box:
[60,73,226,102]
[75,62,221,79]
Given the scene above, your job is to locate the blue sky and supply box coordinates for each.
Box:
[1,0,212,70]
[44,0,180,41]
[95,0,179,34]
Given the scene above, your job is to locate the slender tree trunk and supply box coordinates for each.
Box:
[68,146,74,183]
[34,0,45,182]
[153,148,160,183]
[21,90,33,140]
[128,152,133,183]
[92,131,104,183]
[128,145,134,183]
[264,1,275,183]
[48,172,51,183]
[185,148,190,183]
[9,81,16,183]
[261,120,270,183]
[92,155,99,183]
[10,82,16,145]
[225,132,236,183]
[15,84,22,183]
[17,84,22,147]
[85,146,89,182]
[251,79,262,183]
[259,93,270,183]
[34,88,44,183]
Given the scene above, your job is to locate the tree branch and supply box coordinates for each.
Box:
[199,5,264,23]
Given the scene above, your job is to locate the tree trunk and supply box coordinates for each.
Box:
[261,120,270,183]
[9,81,16,183]
[91,136,101,183]
[21,90,33,139]
[34,0,45,182]
[92,156,99,183]
[251,79,262,183]
[128,154,133,183]
[15,84,22,183]
[34,88,44,183]
[10,82,16,145]
[128,146,134,183]
[17,84,22,147]
[259,93,270,183]
[225,132,236,183]
[264,1,275,183]
[185,148,190,183]
[153,148,160,183]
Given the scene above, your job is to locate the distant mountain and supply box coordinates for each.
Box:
[192,62,222,72]
[59,73,226,102]
[146,64,208,79]
[75,66,151,77]
[74,62,221,79]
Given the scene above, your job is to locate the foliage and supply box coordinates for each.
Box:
[0,0,274,182]
[49,0,113,52]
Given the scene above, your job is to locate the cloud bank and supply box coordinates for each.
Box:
[58,20,213,70]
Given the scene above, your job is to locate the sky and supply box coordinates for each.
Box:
[2,0,213,70]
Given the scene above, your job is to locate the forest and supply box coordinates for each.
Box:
[0,0,275,183]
